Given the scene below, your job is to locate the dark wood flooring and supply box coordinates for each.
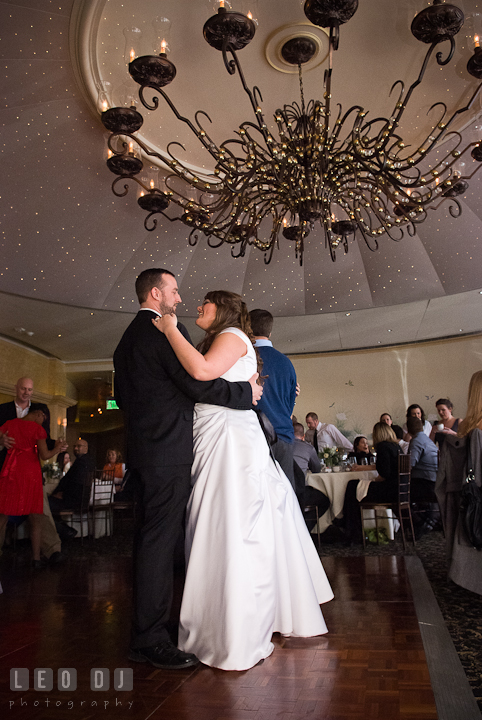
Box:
[0,552,439,719]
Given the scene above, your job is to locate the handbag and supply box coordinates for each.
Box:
[460,435,482,550]
[256,411,278,447]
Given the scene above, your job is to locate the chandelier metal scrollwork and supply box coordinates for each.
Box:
[101,0,482,265]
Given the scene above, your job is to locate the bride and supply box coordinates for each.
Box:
[153,290,333,671]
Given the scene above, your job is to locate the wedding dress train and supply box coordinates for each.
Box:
[178,327,334,670]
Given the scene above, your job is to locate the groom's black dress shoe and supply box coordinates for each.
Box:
[128,640,199,669]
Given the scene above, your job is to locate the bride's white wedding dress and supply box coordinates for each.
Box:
[178,327,334,671]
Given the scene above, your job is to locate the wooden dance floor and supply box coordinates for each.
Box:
[0,550,474,719]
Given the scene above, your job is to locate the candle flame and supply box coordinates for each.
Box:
[150,179,155,189]
[130,48,135,61]
[128,142,134,154]
[161,39,167,52]
[102,100,108,112]
[247,11,252,19]
[475,35,480,48]
[219,0,225,7]
[107,149,113,158]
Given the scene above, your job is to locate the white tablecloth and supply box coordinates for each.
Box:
[306,469,399,540]
[307,469,378,533]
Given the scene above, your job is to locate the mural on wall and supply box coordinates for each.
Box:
[292,336,480,445]
[333,410,364,444]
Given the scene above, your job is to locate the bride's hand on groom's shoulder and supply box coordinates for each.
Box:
[152,314,178,334]
[248,373,263,405]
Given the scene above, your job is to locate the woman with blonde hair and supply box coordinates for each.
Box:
[102,448,125,489]
[153,289,333,671]
[342,421,402,543]
[436,370,482,594]
[458,371,482,437]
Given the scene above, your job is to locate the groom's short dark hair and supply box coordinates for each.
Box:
[135,269,175,303]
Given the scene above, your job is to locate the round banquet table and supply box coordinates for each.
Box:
[306,469,399,538]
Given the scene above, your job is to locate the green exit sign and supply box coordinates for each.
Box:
[106,398,119,410]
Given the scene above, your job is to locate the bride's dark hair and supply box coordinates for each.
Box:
[196,291,255,356]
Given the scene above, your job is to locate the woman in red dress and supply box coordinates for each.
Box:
[0,404,66,567]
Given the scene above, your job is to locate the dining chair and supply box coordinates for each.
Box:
[359,453,416,550]
[90,468,115,539]
[58,471,94,545]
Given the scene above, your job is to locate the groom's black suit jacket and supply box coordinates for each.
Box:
[113,309,252,469]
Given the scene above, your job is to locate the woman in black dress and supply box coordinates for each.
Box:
[343,422,402,543]
[348,436,375,469]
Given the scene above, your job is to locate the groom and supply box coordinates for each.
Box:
[114,269,262,670]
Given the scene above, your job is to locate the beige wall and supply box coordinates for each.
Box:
[0,336,76,438]
[290,334,482,443]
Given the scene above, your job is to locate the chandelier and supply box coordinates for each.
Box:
[100,0,482,265]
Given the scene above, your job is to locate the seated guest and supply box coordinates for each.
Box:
[293,422,322,475]
[429,398,462,446]
[49,438,95,516]
[407,416,439,538]
[380,413,403,440]
[342,422,402,543]
[403,404,431,442]
[348,436,375,469]
[56,451,71,476]
[407,417,438,497]
[305,412,353,451]
[102,448,125,490]
[292,423,329,531]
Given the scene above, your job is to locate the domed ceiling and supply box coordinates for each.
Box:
[1,0,482,361]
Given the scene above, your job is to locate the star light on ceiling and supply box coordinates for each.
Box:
[100,0,482,265]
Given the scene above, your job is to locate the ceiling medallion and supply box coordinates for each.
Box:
[100,0,482,265]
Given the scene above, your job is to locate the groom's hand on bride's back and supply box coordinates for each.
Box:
[249,373,263,405]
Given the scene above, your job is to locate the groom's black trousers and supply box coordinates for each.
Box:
[131,464,192,649]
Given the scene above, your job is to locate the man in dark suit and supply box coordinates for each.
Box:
[49,438,95,513]
[114,268,261,670]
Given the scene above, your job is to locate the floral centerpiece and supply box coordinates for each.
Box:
[42,461,61,480]
[318,447,344,469]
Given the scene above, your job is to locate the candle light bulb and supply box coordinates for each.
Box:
[107,149,113,159]
[219,0,225,7]
[150,179,155,189]
[102,100,108,112]
[128,142,134,154]
[130,48,135,61]
[283,218,287,227]
[475,35,480,49]
[247,11,252,19]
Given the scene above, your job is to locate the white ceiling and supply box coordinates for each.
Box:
[1,0,482,361]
